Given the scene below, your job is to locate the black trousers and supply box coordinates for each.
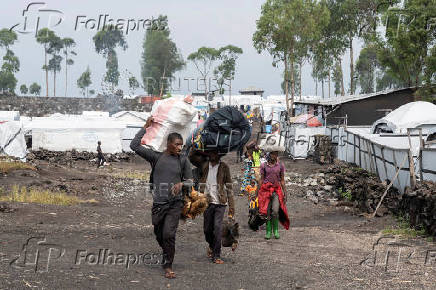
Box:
[151,201,183,269]
[203,204,226,259]
[97,154,105,167]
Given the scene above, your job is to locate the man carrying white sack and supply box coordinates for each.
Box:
[130,117,193,279]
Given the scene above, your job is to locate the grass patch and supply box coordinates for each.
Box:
[338,187,352,201]
[0,185,84,206]
[0,161,36,174]
[382,215,427,238]
[112,170,149,180]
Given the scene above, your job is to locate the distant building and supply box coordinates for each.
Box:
[294,87,417,126]
[239,86,264,97]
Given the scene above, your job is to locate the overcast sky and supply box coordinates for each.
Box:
[1,0,362,98]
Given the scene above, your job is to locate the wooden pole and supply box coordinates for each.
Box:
[371,154,408,218]
[407,129,417,189]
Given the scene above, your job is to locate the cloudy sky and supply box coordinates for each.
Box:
[2,0,361,98]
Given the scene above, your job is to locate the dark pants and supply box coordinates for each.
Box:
[97,154,105,167]
[236,145,244,163]
[151,201,183,269]
[203,204,226,259]
[267,192,279,220]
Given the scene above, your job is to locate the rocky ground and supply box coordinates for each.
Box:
[1,153,436,289]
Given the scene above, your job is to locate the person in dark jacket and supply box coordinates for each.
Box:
[96,141,105,168]
[130,117,193,279]
[195,150,235,264]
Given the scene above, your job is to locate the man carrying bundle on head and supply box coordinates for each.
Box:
[190,149,235,264]
[130,117,193,279]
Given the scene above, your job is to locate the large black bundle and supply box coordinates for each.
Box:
[200,106,251,153]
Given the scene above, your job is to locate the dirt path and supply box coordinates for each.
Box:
[1,154,435,289]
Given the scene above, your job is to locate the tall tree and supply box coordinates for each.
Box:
[20,84,28,95]
[47,35,63,97]
[214,45,243,96]
[141,16,184,96]
[93,26,127,91]
[356,43,378,94]
[128,76,140,95]
[188,47,220,97]
[62,38,76,97]
[377,0,435,96]
[36,28,55,97]
[332,61,343,96]
[253,0,329,117]
[0,29,19,94]
[77,67,92,97]
[29,82,41,96]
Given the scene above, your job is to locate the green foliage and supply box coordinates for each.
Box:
[356,43,377,94]
[382,215,426,238]
[19,84,28,94]
[104,51,119,87]
[376,0,435,94]
[188,47,220,96]
[93,26,127,90]
[62,37,76,97]
[29,82,41,95]
[141,16,184,96]
[0,29,17,49]
[77,67,92,97]
[253,0,329,114]
[338,187,352,201]
[333,61,343,96]
[128,76,140,94]
[0,29,18,94]
[214,45,243,94]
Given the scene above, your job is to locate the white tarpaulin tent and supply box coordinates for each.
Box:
[0,121,27,160]
[0,111,20,121]
[112,111,150,123]
[31,116,125,153]
[371,101,436,134]
[287,127,327,159]
[262,104,286,123]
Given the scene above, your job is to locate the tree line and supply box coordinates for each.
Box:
[0,15,243,99]
[253,0,436,116]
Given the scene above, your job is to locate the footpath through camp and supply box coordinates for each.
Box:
[1,123,436,289]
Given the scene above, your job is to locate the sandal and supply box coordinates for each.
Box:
[164,270,176,279]
[213,258,224,264]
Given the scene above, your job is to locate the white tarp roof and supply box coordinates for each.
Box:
[0,111,20,121]
[371,101,436,134]
[112,111,150,122]
[0,121,27,160]
[82,111,110,117]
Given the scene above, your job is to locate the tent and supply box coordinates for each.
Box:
[371,101,436,134]
[0,111,20,121]
[0,121,27,160]
[31,116,125,153]
[112,111,150,124]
